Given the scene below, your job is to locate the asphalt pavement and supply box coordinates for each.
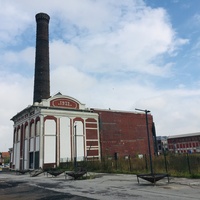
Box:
[0,171,200,200]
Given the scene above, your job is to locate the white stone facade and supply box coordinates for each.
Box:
[11,94,100,170]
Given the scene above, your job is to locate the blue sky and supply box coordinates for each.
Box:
[1,0,200,151]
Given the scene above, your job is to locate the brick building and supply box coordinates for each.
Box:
[93,109,154,158]
[156,136,168,155]
[0,152,10,165]
[11,13,155,170]
[168,132,200,154]
[11,94,154,170]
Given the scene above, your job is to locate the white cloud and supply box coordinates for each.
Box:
[51,65,96,95]
[0,47,34,73]
[47,4,184,77]
[0,72,32,151]
[50,40,82,69]
[134,89,200,135]
[193,14,200,25]
[0,2,31,47]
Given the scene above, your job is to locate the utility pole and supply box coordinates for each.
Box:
[74,124,77,171]
[135,108,153,174]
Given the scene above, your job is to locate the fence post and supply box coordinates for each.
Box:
[128,155,132,172]
[114,152,118,170]
[163,152,168,173]
[66,158,69,169]
[186,153,191,174]
[145,154,148,172]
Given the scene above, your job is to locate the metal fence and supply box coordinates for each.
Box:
[63,153,200,177]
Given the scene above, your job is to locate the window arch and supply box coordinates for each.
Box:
[30,119,35,137]
[14,128,17,143]
[17,127,20,142]
[25,123,29,139]
[35,117,40,136]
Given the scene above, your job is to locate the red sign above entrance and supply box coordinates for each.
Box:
[50,98,79,109]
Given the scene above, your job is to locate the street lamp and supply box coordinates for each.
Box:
[135,108,153,174]
[74,124,77,171]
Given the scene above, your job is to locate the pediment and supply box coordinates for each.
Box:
[36,93,86,110]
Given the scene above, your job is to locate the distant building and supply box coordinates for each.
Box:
[0,152,10,165]
[168,132,200,154]
[156,136,168,154]
[9,148,13,168]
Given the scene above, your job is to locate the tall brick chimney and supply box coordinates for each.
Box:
[33,13,50,103]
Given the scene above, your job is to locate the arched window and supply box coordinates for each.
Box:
[17,128,20,142]
[14,129,17,143]
[25,125,29,139]
[36,119,40,136]
[30,120,35,137]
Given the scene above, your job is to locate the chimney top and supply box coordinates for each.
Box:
[35,13,50,22]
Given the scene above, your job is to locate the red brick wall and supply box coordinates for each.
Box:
[93,109,154,158]
[85,118,99,158]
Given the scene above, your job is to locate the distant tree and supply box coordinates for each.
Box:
[4,157,10,163]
